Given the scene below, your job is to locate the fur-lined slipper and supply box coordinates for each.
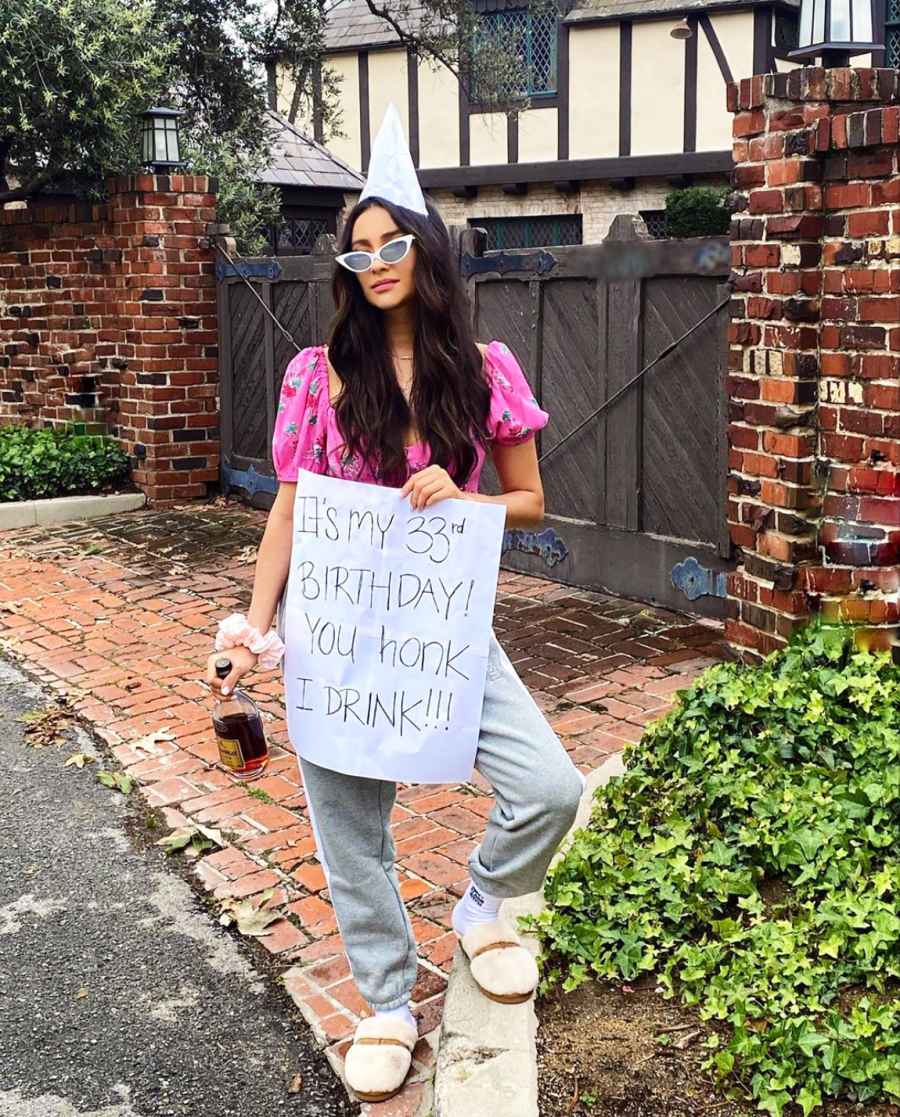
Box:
[343,1014,419,1103]
[459,917,539,1004]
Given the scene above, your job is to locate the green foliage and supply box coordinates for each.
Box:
[0,425,131,503]
[181,130,282,256]
[664,186,732,238]
[526,623,900,1114]
[2,0,535,244]
[0,0,280,240]
[0,0,170,200]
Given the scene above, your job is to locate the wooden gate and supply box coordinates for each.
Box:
[217,245,335,506]
[217,218,733,617]
[467,216,734,618]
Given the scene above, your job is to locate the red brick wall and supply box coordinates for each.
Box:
[0,174,220,506]
[727,68,899,659]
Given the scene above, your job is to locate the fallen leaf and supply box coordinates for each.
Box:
[97,770,134,794]
[157,828,197,853]
[65,752,97,769]
[157,824,227,856]
[195,823,227,847]
[287,1073,303,1094]
[76,986,89,999]
[130,730,177,755]
[17,705,75,748]
[218,893,281,937]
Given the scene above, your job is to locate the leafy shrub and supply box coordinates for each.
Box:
[665,185,731,237]
[0,425,131,503]
[527,624,900,1115]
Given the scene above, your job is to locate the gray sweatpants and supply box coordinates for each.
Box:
[278,597,585,1009]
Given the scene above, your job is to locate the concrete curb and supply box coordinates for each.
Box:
[0,491,145,530]
[433,751,626,1117]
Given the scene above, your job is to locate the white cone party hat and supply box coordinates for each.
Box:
[359,102,428,215]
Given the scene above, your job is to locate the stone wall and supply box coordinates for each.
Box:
[429,177,729,244]
[727,68,899,658]
[0,174,220,507]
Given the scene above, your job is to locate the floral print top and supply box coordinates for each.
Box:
[271,340,550,491]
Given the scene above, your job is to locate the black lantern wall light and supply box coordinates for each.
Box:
[789,0,883,65]
[141,107,184,173]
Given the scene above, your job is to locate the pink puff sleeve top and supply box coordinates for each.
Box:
[271,339,549,492]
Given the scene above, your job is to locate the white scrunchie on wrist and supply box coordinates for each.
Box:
[214,612,286,670]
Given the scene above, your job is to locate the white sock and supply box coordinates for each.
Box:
[373,1002,416,1031]
[452,880,503,937]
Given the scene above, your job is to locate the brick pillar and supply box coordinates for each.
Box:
[0,173,220,507]
[727,68,899,659]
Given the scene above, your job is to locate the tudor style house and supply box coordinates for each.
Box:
[271,0,893,246]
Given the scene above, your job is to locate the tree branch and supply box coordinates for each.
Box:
[361,0,464,83]
[288,61,307,124]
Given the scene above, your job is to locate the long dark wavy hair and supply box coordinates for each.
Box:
[327,196,492,488]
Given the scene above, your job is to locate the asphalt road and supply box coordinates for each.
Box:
[0,653,358,1117]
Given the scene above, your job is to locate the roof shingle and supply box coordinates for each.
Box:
[259,110,364,192]
[323,0,428,51]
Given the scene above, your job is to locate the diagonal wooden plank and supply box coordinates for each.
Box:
[641,276,723,544]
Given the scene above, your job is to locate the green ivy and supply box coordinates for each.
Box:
[665,185,732,238]
[524,623,900,1115]
[0,425,131,503]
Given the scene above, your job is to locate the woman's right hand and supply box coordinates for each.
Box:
[205,645,260,697]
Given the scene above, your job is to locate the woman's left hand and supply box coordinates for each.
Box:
[401,465,464,510]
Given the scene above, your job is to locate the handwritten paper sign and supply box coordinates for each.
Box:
[282,469,507,782]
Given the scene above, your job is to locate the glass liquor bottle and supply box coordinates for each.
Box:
[212,656,270,780]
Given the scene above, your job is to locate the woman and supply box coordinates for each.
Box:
[206,194,583,1103]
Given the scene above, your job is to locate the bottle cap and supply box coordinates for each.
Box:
[215,657,232,679]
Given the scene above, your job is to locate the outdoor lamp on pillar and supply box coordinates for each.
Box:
[140,107,184,172]
[789,0,882,66]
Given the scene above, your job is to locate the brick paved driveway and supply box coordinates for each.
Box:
[0,499,726,1113]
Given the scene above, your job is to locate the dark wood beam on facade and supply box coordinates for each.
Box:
[699,12,735,84]
[417,150,731,190]
[502,182,528,195]
[554,180,578,193]
[558,23,570,160]
[752,7,775,73]
[459,70,471,166]
[619,22,632,157]
[610,177,635,191]
[683,15,698,153]
[451,185,478,199]
[358,52,371,172]
[507,112,519,164]
[408,49,420,167]
[872,0,887,67]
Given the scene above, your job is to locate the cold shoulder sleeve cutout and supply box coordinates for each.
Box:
[484,340,550,446]
[272,346,329,482]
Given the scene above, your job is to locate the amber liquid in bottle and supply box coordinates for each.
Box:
[212,656,269,780]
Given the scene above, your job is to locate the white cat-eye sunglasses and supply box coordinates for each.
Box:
[335,233,416,273]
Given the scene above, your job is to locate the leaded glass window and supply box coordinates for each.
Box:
[470,214,582,250]
[264,210,333,257]
[887,0,900,67]
[640,210,668,239]
[474,8,558,99]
